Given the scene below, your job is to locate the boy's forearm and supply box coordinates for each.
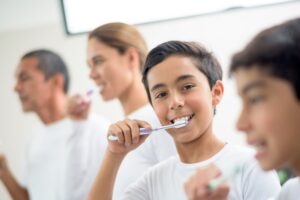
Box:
[88,149,126,200]
[1,169,29,200]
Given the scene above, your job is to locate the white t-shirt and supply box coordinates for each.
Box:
[275,177,300,200]
[23,114,110,200]
[113,104,177,200]
[122,144,281,200]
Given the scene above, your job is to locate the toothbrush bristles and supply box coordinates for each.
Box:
[173,118,188,128]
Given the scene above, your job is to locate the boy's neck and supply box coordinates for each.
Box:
[293,158,300,176]
[175,127,226,164]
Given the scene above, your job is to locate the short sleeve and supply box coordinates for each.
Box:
[241,161,281,199]
[121,171,151,200]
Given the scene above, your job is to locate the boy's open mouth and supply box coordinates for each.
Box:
[170,114,195,124]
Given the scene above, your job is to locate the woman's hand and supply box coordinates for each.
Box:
[67,94,91,120]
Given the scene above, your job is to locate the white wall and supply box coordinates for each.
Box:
[0,1,299,199]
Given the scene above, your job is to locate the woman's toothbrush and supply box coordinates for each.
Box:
[108,118,189,141]
[82,89,94,103]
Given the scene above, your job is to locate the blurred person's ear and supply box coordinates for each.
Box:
[126,47,139,70]
[50,74,65,92]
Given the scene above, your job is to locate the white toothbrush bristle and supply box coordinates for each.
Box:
[173,118,188,128]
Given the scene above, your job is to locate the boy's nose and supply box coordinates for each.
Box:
[169,93,184,110]
[236,108,250,133]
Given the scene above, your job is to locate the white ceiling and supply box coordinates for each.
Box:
[0,0,298,34]
[0,0,60,33]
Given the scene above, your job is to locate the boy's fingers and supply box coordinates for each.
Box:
[184,164,224,200]
[135,119,152,130]
[210,183,229,199]
[184,175,199,199]
[109,124,124,144]
[116,122,132,147]
[125,119,140,144]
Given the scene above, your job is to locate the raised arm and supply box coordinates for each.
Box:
[184,164,229,200]
[88,119,151,200]
[0,154,29,200]
[67,94,91,121]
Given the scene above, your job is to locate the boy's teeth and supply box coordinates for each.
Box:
[254,141,266,150]
[174,116,189,123]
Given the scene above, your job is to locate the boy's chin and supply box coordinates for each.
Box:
[259,158,284,171]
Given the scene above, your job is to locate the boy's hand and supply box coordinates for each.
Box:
[184,164,229,200]
[107,119,151,154]
[67,94,91,120]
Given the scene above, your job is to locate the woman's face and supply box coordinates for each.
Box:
[87,37,134,101]
[147,55,223,144]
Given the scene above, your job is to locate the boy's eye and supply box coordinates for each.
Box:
[248,96,264,105]
[154,92,167,99]
[93,58,104,65]
[19,75,30,82]
[182,84,195,91]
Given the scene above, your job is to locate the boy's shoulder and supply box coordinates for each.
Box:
[217,143,255,161]
[147,156,178,171]
[140,156,180,179]
[277,177,300,200]
[215,143,258,173]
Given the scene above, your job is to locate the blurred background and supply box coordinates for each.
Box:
[0,0,299,198]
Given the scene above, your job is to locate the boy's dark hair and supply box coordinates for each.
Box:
[142,40,222,103]
[229,17,300,100]
[22,49,70,93]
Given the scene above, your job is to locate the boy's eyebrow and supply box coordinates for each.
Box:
[151,83,165,92]
[92,55,103,61]
[175,74,195,83]
[241,80,267,95]
[150,74,195,92]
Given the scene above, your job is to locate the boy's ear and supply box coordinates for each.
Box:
[212,80,224,107]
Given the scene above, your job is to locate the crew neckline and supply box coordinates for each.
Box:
[176,143,230,169]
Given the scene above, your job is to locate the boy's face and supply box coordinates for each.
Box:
[234,66,300,171]
[147,55,223,144]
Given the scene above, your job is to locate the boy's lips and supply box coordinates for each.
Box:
[19,95,28,102]
[248,138,268,160]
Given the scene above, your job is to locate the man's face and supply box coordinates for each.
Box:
[234,66,300,170]
[14,57,52,113]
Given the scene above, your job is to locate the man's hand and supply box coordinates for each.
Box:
[184,164,229,200]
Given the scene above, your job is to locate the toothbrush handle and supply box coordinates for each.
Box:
[108,128,153,141]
